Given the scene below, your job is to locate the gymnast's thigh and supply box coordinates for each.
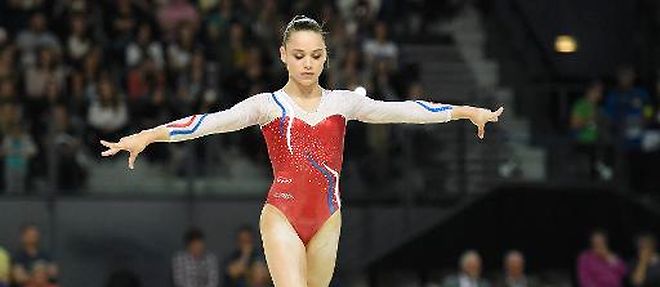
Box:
[306,210,342,287]
[259,203,307,287]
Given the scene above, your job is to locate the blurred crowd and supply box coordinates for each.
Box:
[1,226,659,287]
[569,66,660,194]
[0,0,463,195]
[426,230,660,287]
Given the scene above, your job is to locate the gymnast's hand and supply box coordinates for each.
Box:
[471,106,503,139]
[100,132,152,170]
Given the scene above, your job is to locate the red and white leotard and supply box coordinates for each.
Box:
[161,89,453,245]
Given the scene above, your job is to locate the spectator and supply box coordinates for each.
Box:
[125,23,165,69]
[81,46,103,101]
[0,45,18,81]
[11,224,58,286]
[246,260,271,287]
[51,104,87,192]
[203,0,235,59]
[66,71,89,124]
[105,0,144,61]
[362,21,398,70]
[442,250,491,287]
[87,77,129,154]
[24,263,57,287]
[496,250,540,287]
[0,246,9,287]
[571,80,611,180]
[572,80,604,145]
[66,13,93,66]
[172,228,219,287]
[0,79,18,105]
[223,225,263,287]
[603,66,653,191]
[630,233,660,287]
[1,109,37,195]
[167,23,199,73]
[24,47,65,103]
[126,58,166,112]
[577,230,627,287]
[604,66,653,148]
[15,12,61,67]
[158,0,200,41]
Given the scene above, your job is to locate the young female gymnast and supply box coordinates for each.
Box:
[100,15,503,287]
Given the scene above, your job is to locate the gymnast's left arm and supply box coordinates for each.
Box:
[351,91,503,139]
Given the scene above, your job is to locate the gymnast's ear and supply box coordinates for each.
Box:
[279,46,287,65]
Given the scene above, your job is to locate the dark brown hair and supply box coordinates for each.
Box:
[281,15,326,46]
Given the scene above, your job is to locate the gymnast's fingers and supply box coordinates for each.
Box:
[101,148,121,157]
[128,151,139,170]
[100,140,119,149]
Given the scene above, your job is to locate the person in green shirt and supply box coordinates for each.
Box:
[0,246,9,287]
[570,80,612,180]
[571,81,603,144]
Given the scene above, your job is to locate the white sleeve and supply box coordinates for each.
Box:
[350,91,453,124]
[160,93,269,142]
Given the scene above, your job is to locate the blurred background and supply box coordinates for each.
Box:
[0,0,659,286]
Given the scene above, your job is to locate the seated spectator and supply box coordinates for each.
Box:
[51,105,87,192]
[157,0,200,41]
[0,79,18,105]
[11,224,58,286]
[126,58,166,109]
[496,250,540,287]
[24,47,66,109]
[172,228,219,287]
[1,112,37,195]
[15,12,61,67]
[125,23,165,69]
[24,263,57,287]
[105,0,143,62]
[66,13,94,66]
[630,233,660,287]
[223,225,264,287]
[577,230,627,287]
[362,21,398,71]
[0,46,18,81]
[0,246,9,287]
[442,250,491,287]
[87,77,129,153]
[246,260,271,287]
[167,23,199,73]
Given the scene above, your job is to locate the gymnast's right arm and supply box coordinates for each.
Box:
[100,93,268,169]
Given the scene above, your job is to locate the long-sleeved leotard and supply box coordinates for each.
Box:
[160,89,453,245]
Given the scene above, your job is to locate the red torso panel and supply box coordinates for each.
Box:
[261,114,346,245]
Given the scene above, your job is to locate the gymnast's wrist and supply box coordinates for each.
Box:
[139,127,168,144]
[450,105,476,120]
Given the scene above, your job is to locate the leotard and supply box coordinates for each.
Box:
[161,89,453,245]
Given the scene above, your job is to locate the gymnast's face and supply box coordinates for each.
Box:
[280,30,327,87]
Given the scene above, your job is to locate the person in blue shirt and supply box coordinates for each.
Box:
[603,66,654,192]
[603,66,653,151]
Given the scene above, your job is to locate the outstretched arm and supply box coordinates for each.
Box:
[100,93,268,169]
[352,92,503,139]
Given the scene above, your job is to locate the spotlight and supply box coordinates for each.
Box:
[555,35,578,53]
